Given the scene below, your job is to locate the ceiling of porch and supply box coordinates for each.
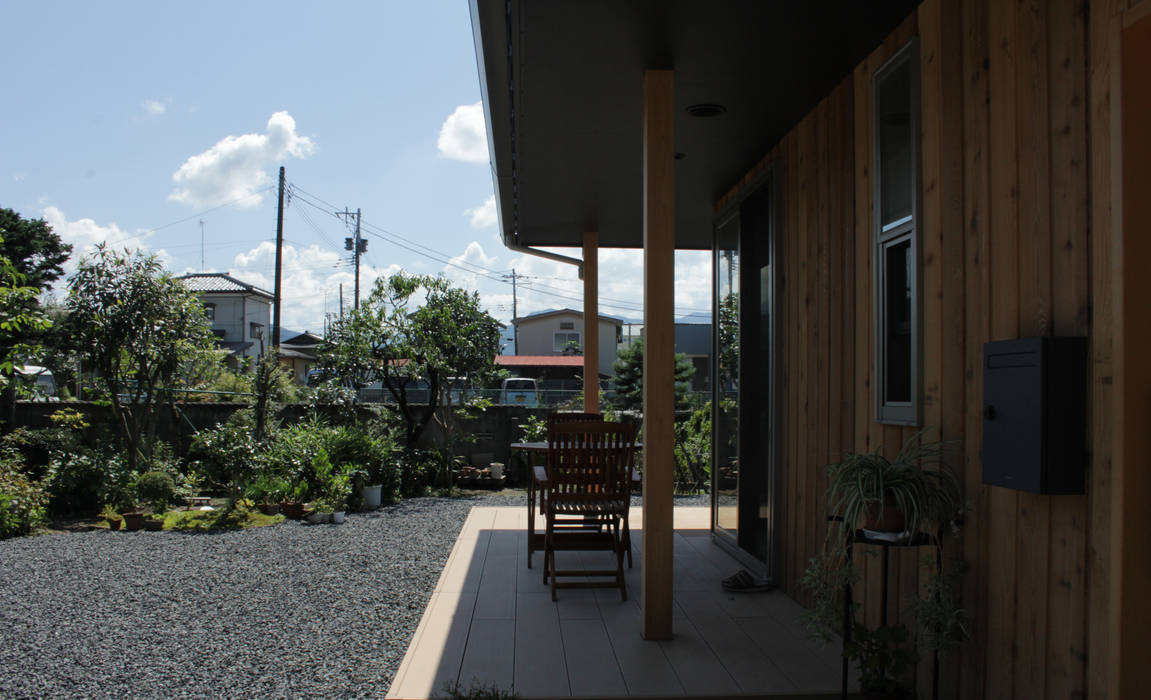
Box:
[472,0,920,250]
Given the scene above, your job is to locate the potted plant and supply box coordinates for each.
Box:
[844,622,918,699]
[101,505,123,531]
[307,496,332,524]
[246,474,288,515]
[281,479,308,519]
[827,434,963,539]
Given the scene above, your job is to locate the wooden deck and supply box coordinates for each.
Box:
[387,506,852,699]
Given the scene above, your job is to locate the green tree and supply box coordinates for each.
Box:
[611,337,696,411]
[317,272,503,448]
[0,209,72,291]
[67,245,216,471]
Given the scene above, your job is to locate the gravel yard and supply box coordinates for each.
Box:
[0,491,523,700]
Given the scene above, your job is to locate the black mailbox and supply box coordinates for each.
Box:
[981,337,1086,494]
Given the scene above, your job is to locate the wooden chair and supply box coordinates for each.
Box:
[526,412,607,568]
[540,421,636,601]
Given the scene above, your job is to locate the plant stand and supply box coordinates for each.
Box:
[841,527,942,700]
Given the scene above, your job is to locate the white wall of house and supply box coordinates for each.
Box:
[515,310,621,376]
[201,293,271,361]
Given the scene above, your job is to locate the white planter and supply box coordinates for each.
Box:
[360,484,383,510]
[306,512,328,524]
[332,511,346,524]
[490,463,504,479]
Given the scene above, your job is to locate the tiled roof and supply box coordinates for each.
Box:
[512,308,624,325]
[495,355,585,367]
[178,273,273,300]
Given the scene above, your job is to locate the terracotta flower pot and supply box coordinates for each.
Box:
[280,501,304,519]
[257,502,281,516]
[121,512,145,531]
[107,517,122,531]
[143,517,164,531]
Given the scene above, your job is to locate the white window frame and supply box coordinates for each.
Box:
[873,39,922,426]
[553,331,581,353]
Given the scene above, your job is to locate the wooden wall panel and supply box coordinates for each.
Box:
[712,2,1102,696]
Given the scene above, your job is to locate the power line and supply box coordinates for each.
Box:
[286,181,711,317]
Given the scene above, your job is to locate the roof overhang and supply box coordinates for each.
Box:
[471,0,919,250]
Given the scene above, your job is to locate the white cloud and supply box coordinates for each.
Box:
[437,102,488,163]
[168,111,316,209]
[465,194,497,228]
[141,99,168,116]
[229,241,401,332]
[40,206,168,294]
[12,172,25,182]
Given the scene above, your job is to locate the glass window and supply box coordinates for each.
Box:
[873,40,920,425]
[714,214,740,536]
[553,332,580,353]
[204,304,215,322]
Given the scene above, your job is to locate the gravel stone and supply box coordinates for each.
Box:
[0,492,515,699]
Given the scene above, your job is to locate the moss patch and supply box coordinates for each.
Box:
[164,506,284,531]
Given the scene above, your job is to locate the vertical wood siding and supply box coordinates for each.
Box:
[713,0,1108,696]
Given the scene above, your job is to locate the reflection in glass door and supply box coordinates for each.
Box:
[713,215,740,541]
[712,177,777,579]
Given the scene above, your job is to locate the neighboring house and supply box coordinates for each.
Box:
[279,331,323,385]
[512,308,622,375]
[177,273,272,369]
[674,322,711,392]
[472,0,1151,693]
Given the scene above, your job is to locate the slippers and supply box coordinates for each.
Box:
[721,569,774,593]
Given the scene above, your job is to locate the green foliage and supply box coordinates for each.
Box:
[517,414,546,442]
[66,245,216,471]
[905,559,971,653]
[673,401,711,493]
[610,338,696,411]
[316,272,503,448]
[799,548,860,641]
[187,420,259,491]
[134,470,178,513]
[245,473,290,504]
[0,450,47,538]
[843,623,919,695]
[0,230,53,384]
[0,208,72,291]
[826,433,963,540]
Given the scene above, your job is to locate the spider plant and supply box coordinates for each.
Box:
[827,431,963,538]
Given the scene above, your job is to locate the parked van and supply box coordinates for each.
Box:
[500,377,539,407]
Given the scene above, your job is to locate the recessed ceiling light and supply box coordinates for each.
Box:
[686,103,726,118]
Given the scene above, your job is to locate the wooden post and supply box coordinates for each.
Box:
[642,68,675,640]
[583,231,600,414]
[1113,7,1151,695]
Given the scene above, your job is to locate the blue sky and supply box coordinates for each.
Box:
[1,1,711,333]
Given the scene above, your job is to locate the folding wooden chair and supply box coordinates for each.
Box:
[540,421,636,601]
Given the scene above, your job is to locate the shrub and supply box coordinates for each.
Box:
[187,421,259,490]
[0,454,47,538]
[44,450,106,515]
[134,470,178,513]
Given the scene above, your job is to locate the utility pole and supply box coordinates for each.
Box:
[339,283,344,318]
[272,166,286,348]
[502,268,521,354]
[340,208,366,309]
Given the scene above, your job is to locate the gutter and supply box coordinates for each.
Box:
[506,242,584,279]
